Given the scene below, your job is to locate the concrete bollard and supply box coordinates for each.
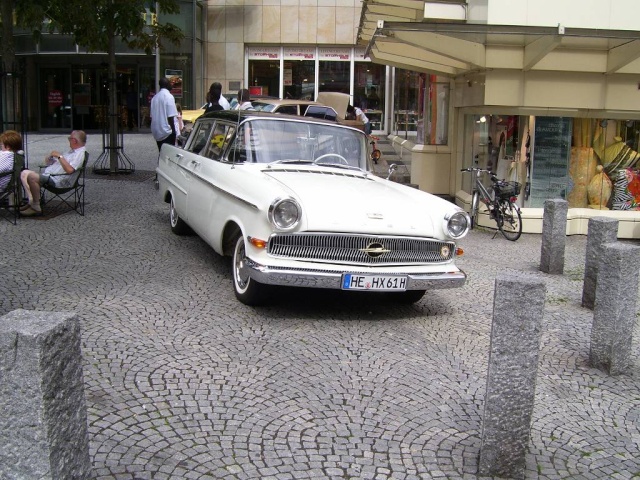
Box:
[590,243,640,375]
[479,275,546,480]
[540,199,568,274]
[0,309,92,480]
[582,217,619,309]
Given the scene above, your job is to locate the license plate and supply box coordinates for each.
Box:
[341,274,408,291]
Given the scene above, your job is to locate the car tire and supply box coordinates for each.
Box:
[232,235,270,306]
[169,195,190,235]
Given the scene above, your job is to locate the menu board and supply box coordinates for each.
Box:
[530,117,572,207]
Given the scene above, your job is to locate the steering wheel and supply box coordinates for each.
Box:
[314,153,349,165]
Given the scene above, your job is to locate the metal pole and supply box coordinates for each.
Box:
[155,1,160,93]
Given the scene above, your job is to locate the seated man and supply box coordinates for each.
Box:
[20,130,87,216]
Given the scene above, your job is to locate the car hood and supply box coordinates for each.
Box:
[263,168,452,237]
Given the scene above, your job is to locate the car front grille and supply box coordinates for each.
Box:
[267,233,455,266]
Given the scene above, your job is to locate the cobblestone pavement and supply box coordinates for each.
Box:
[1,134,640,479]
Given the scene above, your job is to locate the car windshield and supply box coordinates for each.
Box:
[229,118,368,169]
[252,102,276,112]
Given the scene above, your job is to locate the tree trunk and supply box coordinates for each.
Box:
[1,0,15,72]
[1,0,17,130]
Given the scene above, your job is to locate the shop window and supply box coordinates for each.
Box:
[422,76,449,145]
[395,71,449,145]
[462,114,524,202]
[318,61,350,94]
[354,62,385,132]
[563,118,640,211]
[393,69,421,138]
[248,60,280,97]
[462,114,640,210]
[284,60,315,100]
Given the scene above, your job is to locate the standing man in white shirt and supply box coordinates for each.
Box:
[150,77,179,151]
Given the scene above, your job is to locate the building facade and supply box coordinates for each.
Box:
[5,0,204,132]
[359,0,640,237]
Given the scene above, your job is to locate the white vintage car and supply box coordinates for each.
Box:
[157,110,470,305]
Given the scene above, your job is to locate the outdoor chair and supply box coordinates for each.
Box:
[39,151,89,216]
[0,151,25,225]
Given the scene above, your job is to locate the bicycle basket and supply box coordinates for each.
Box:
[494,181,521,199]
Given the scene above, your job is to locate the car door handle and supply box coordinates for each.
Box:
[190,159,200,167]
[176,153,183,159]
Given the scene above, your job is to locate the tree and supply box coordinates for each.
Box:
[2,0,184,172]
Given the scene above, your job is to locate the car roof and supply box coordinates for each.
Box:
[196,109,363,131]
[251,99,321,107]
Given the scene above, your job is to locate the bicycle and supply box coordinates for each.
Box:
[460,167,523,241]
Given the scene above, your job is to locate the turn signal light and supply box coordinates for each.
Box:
[455,247,464,256]
[248,237,267,249]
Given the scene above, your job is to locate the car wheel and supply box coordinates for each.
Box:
[232,235,270,305]
[169,195,190,235]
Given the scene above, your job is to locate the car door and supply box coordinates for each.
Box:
[159,121,210,224]
[186,121,237,239]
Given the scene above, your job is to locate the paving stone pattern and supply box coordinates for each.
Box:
[1,134,639,479]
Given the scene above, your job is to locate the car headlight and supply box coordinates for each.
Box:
[268,197,301,230]
[443,211,470,239]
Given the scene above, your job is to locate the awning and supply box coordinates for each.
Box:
[358,0,640,76]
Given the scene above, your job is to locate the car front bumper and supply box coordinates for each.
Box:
[242,257,466,290]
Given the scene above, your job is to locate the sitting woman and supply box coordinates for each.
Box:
[0,130,23,192]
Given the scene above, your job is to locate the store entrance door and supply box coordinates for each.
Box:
[41,68,71,130]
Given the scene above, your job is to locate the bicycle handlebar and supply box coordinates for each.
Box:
[460,167,499,181]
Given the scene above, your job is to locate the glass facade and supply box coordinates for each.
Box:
[9,0,203,131]
[246,47,394,135]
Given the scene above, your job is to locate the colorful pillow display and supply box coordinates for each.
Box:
[612,168,640,210]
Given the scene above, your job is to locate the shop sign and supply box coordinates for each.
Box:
[48,90,63,107]
[247,47,280,60]
[354,48,368,60]
[284,68,293,86]
[73,83,91,106]
[318,48,351,61]
[165,69,183,98]
[530,116,572,207]
[283,47,315,60]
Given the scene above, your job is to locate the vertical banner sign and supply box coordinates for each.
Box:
[531,117,572,207]
[48,90,63,107]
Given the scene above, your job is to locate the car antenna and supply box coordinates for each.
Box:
[231,108,242,169]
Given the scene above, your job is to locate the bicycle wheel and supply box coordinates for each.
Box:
[470,191,480,229]
[498,200,522,241]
